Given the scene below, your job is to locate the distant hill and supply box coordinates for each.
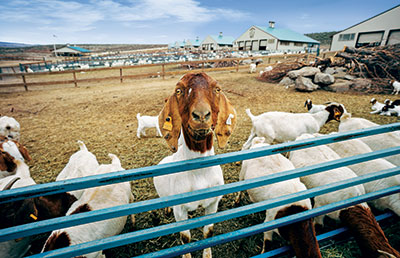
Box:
[305,31,339,46]
[0,41,32,48]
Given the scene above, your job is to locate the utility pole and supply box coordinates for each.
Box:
[53,34,57,57]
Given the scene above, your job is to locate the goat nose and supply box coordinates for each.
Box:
[191,110,211,122]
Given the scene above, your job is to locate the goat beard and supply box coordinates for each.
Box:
[186,125,213,141]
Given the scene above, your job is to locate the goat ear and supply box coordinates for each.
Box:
[215,92,236,148]
[14,141,32,161]
[158,95,182,153]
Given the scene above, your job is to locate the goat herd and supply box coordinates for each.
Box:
[1,72,400,258]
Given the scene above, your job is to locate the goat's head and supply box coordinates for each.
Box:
[304,99,312,110]
[0,177,77,229]
[159,72,236,152]
[370,98,377,105]
[0,116,20,141]
[325,103,346,122]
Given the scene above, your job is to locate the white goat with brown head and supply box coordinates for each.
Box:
[154,72,236,258]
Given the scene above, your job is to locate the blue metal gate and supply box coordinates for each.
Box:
[0,123,399,257]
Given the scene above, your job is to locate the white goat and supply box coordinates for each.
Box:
[325,135,400,216]
[391,80,400,95]
[249,63,257,73]
[42,154,134,258]
[288,133,400,257]
[0,137,31,178]
[369,98,385,114]
[0,116,20,141]
[239,137,321,257]
[136,113,162,138]
[56,140,99,199]
[242,102,346,149]
[304,99,327,114]
[338,113,400,166]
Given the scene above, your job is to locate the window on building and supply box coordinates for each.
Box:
[339,33,355,41]
[251,40,259,51]
[268,39,275,44]
[259,40,267,50]
[245,40,252,50]
[294,42,303,47]
[238,41,244,50]
[280,41,290,46]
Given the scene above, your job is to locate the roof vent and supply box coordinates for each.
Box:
[219,32,223,38]
[269,21,275,29]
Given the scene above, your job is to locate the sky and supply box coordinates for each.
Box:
[0,0,399,45]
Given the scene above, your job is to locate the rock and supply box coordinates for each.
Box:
[333,71,348,80]
[324,79,352,92]
[336,67,348,73]
[324,67,336,75]
[295,76,319,92]
[344,74,356,80]
[314,72,335,85]
[279,76,295,88]
[287,67,321,79]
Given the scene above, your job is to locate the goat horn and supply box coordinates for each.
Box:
[2,177,20,191]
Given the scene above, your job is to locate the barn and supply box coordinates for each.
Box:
[184,37,202,50]
[234,21,319,53]
[330,5,400,51]
[200,32,235,51]
[53,45,91,57]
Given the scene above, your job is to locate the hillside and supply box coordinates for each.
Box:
[305,31,339,46]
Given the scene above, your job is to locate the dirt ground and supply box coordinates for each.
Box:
[1,71,399,257]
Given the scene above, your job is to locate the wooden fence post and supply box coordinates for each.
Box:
[73,71,78,87]
[236,59,239,72]
[120,68,123,83]
[22,74,28,91]
[162,64,165,80]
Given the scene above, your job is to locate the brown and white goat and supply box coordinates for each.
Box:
[239,137,321,257]
[289,133,400,258]
[153,72,236,258]
[0,160,77,258]
[0,136,31,178]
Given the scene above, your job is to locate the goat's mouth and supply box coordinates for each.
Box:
[187,125,212,141]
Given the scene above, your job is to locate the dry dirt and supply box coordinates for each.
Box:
[1,71,399,257]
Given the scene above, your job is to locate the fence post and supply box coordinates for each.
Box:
[162,64,165,80]
[236,59,239,72]
[22,74,28,91]
[120,68,123,83]
[73,71,78,87]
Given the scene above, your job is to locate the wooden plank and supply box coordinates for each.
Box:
[73,71,77,87]
[21,74,28,91]
[120,68,123,83]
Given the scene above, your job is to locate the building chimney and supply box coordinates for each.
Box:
[269,21,275,28]
[219,32,223,38]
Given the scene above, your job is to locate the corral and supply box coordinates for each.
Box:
[0,70,399,257]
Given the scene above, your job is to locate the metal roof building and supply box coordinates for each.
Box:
[234,21,319,52]
[185,37,202,50]
[201,32,235,51]
[330,5,400,51]
[53,45,91,56]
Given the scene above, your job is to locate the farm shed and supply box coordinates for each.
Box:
[184,37,201,50]
[330,5,400,51]
[234,21,320,52]
[53,45,91,57]
[201,32,235,51]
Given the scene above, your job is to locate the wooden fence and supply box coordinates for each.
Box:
[0,52,337,91]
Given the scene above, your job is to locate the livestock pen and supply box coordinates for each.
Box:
[0,124,399,258]
[0,72,399,257]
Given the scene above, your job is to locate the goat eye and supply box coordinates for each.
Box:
[215,87,221,93]
[176,89,182,95]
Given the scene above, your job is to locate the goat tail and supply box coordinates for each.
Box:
[136,113,141,120]
[339,204,400,258]
[275,205,322,258]
[245,109,256,121]
[108,153,121,167]
[77,140,88,151]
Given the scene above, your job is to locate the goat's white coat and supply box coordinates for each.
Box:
[0,116,20,141]
[304,99,326,114]
[239,137,311,242]
[288,133,367,225]
[56,141,99,199]
[242,107,335,149]
[370,98,385,114]
[338,113,400,166]
[392,80,400,95]
[136,113,162,138]
[42,154,133,258]
[325,135,400,216]
[249,63,257,73]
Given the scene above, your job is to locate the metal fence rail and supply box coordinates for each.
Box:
[1,123,399,257]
